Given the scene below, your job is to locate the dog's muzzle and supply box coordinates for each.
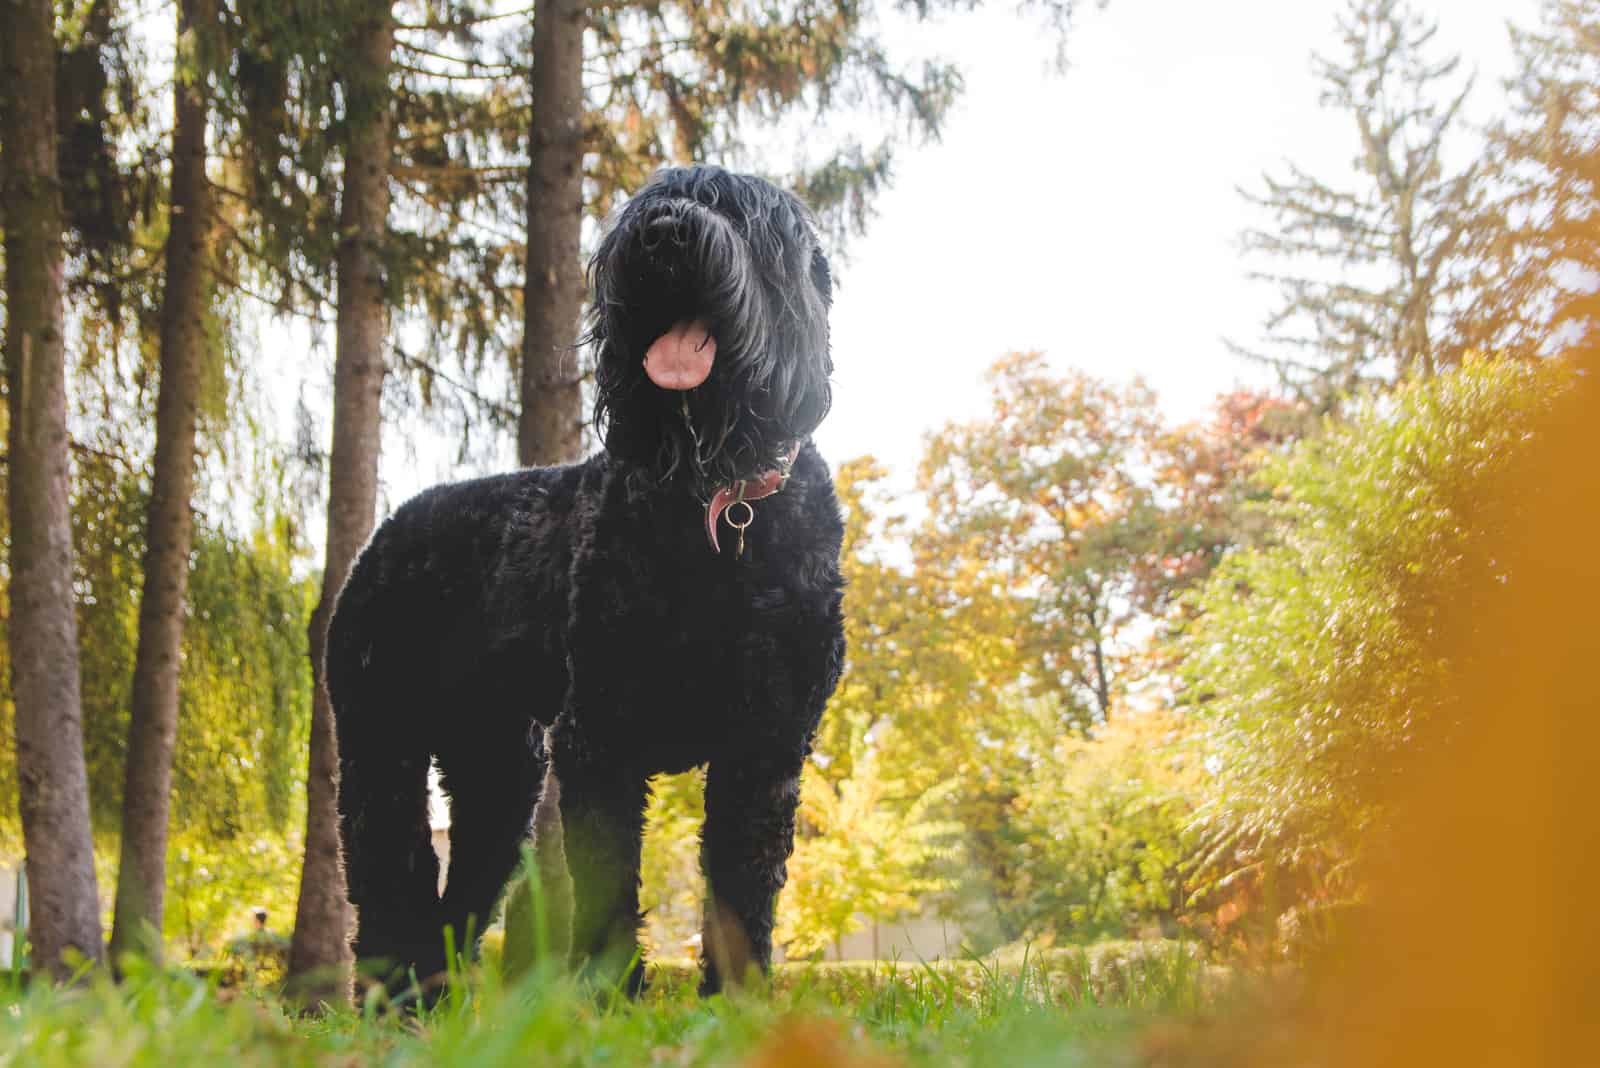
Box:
[622,199,755,393]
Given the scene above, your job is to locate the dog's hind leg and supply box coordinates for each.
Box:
[435,723,547,964]
[698,752,805,995]
[336,706,442,996]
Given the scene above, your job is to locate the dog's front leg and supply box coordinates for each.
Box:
[699,754,804,995]
[553,742,650,995]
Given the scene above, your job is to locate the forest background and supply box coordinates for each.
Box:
[1,0,1594,991]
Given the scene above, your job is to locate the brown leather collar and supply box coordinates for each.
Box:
[705,443,801,554]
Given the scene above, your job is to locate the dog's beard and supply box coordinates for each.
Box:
[595,334,823,500]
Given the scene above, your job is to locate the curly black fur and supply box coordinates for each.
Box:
[328,165,846,999]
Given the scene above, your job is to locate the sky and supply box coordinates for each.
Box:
[808,0,1539,487]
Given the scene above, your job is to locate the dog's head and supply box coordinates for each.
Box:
[589,165,833,495]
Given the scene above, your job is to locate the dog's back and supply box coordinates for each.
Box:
[327,461,591,731]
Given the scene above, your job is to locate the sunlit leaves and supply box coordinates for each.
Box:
[918,352,1183,727]
[778,738,959,959]
[1008,707,1200,941]
[0,467,314,952]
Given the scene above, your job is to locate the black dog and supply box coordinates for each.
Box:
[328,165,846,996]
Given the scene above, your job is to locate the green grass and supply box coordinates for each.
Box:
[0,944,1218,1067]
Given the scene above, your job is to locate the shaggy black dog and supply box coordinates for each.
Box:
[328,165,845,997]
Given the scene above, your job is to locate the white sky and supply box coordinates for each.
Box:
[809,0,1538,487]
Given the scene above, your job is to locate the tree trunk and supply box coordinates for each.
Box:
[1089,635,1111,722]
[0,0,105,980]
[518,0,586,467]
[108,0,214,966]
[516,0,587,952]
[1083,597,1112,722]
[286,2,394,1009]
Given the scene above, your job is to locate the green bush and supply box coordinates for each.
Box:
[1177,357,1574,925]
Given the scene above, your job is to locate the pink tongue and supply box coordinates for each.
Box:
[643,320,716,390]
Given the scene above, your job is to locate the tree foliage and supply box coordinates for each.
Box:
[789,439,1231,951]
[0,471,313,849]
[1007,706,1199,942]
[919,353,1193,726]
[818,457,1020,792]
[777,739,959,959]
[0,461,314,956]
[638,769,706,960]
[1237,0,1480,407]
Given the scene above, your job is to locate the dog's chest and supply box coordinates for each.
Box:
[573,519,793,670]
[563,487,829,763]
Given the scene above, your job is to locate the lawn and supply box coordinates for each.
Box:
[0,943,1226,1067]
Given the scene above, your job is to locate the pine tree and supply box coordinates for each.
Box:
[1236,0,1479,409]
[1464,0,1600,359]
[1,0,106,980]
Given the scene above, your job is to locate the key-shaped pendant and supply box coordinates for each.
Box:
[726,500,755,559]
